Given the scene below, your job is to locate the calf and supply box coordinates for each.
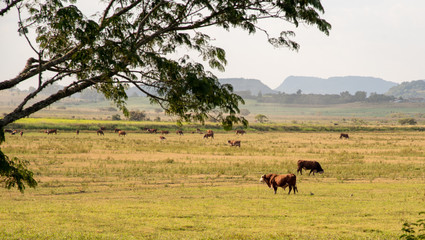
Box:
[97,129,104,136]
[340,133,349,139]
[227,140,241,147]
[297,160,324,176]
[260,173,298,195]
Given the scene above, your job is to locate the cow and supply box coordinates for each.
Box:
[228,140,241,147]
[176,130,183,135]
[46,129,57,135]
[260,173,298,195]
[118,130,126,136]
[11,130,18,135]
[203,132,214,139]
[147,129,157,134]
[20,131,23,137]
[100,126,106,131]
[235,130,246,135]
[4,129,13,133]
[297,160,324,176]
[160,130,169,134]
[76,130,80,135]
[159,136,166,140]
[97,129,104,136]
[340,133,349,139]
[114,128,121,133]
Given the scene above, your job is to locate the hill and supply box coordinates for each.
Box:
[385,80,425,99]
[274,76,398,95]
[219,78,276,95]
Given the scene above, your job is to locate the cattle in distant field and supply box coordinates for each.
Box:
[4,129,13,133]
[161,130,169,134]
[176,130,183,135]
[147,129,157,133]
[20,131,23,137]
[340,133,349,139]
[118,130,126,136]
[159,136,166,140]
[260,173,298,195]
[235,130,246,135]
[203,132,214,139]
[100,126,106,131]
[76,130,79,135]
[297,160,324,176]
[46,129,57,135]
[11,130,18,135]
[114,128,121,133]
[228,140,241,147]
[97,129,104,136]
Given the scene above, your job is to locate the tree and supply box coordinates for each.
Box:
[1,0,331,191]
[255,114,268,123]
[128,110,147,121]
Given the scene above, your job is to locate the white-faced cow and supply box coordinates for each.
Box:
[260,173,298,195]
[118,130,126,136]
[297,160,324,176]
[227,140,241,147]
[46,129,57,135]
[204,130,214,139]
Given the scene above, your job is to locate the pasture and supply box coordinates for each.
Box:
[0,129,424,239]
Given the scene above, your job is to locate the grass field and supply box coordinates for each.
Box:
[0,128,424,239]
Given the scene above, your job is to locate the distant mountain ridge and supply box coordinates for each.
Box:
[219,78,276,95]
[274,76,398,95]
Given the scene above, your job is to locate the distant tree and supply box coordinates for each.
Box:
[296,89,302,95]
[354,91,367,102]
[255,114,268,123]
[0,0,330,192]
[240,109,251,116]
[128,110,146,121]
[112,114,121,121]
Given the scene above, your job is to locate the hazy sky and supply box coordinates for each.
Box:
[1,0,425,90]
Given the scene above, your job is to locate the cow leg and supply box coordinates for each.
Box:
[273,186,277,194]
[309,170,313,176]
[297,168,302,175]
[288,186,292,195]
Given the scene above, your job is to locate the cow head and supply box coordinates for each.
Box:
[260,174,273,188]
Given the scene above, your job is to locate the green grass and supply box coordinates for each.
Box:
[0,131,424,239]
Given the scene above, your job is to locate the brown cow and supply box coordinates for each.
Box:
[297,160,324,176]
[147,129,157,134]
[203,132,214,139]
[340,133,349,139]
[46,129,57,135]
[159,136,166,140]
[11,130,18,135]
[228,140,241,147]
[118,130,126,136]
[114,128,121,133]
[19,131,23,137]
[160,130,169,134]
[235,130,246,135]
[4,129,13,133]
[100,126,106,131]
[97,129,104,136]
[76,130,80,135]
[260,173,298,195]
[176,130,183,135]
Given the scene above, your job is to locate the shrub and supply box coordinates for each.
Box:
[128,111,146,121]
[400,212,425,240]
[112,114,121,121]
[399,118,417,125]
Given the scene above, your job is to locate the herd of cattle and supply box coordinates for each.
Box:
[5,127,347,196]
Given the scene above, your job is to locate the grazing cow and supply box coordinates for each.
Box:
[118,130,126,136]
[97,129,104,136]
[235,130,246,135]
[4,129,13,133]
[297,160,324,176]
[76,130,80,135]
[46,129,57,135]
[161,130,169,134]
[228,140,241,147]
[340,133,349,139]
[176,130,183,135]
[20,131,23,137]
[114,128,121,133]
[159,136,166,140]
[260,173,298,195]
[203,132,214,139]
[147,129,157,134]
[100,126,106,131]
[11,130,18,135]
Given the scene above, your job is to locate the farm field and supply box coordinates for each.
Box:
[0,129,424,239]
